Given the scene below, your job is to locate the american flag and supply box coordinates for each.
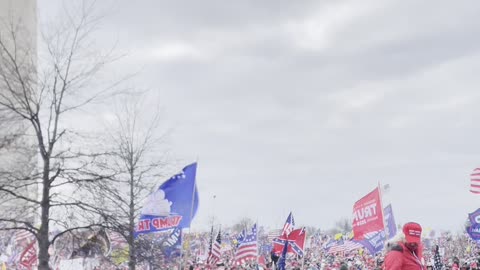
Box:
[207,229,222,265]
[236,228,246,247]
[281,212,295,237]
[326,240,363,254]
[267,229,282,242]
[471,168,480,194]
[14,230,35,247]
[19,241,37,269]
[233,224,257,265]
[433,245,443,270]
[108,231,127,248]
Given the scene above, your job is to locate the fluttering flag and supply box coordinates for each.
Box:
[352,187,384,240]
[162,227,182,259]
[236,228,247,248]
[207,229,222,265]
[469,208,480,225]
[354,230,386,255]
[136,163,199,236]
[326,240,363,254]
[351,198,395,253]
[273,212,295,255]
[272,228,306,256]
[281,212,295,237]
[470,168,480,194]
[467,208,480,240]
[19,241,37,270]
[384,204,397,239]
[233,224,258,265]
[433,245,443,270]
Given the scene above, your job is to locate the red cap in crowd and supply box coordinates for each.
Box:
[403,222,422,243]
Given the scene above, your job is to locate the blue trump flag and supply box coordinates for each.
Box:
[356,230,386,255]
[384,204,397,239]
[469,208,480,225]
[162,227,183,259]
[135,163,199,236]
[467,223,480,240]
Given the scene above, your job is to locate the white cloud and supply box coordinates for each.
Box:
[148,41,206,62]
[284,0,388,51]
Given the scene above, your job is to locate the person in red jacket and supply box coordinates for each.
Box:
[384,222,426,270]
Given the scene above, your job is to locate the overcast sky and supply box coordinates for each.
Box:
[39,0,480,233]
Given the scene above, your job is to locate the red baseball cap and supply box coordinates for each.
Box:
[403,222,422,243]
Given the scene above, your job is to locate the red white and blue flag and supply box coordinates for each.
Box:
[281,212,295,237]
[325,240,363,254]
[207,229,222,265]
[470,168,480,194]
[233,224,257,265]
[272,228,307,256]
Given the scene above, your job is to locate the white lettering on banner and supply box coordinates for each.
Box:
[370,231,386,247]
[353,203,377,222]
[470,227,480,233]
[165,233,179,246]
[475,216,480,224]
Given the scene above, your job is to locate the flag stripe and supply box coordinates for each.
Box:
[207,230,222,265]
[267,229,282,242]
[470,168,480,194]
[234,224,257,265]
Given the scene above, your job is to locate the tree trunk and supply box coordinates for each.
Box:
[128,168,136,270]
[128,233,136,270]
[38,159,51,270]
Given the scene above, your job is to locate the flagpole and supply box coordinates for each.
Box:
[187,160,199,268]
[378,181,389,243]
[256,218,259,269]
[301,229,307,270]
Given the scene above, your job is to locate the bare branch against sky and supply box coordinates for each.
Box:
[0,1,124,269]
[85,94,169,270]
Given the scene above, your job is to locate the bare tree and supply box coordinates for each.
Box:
[0,1,119,269]
[0,109,25,149]
[86,95,168,270]
[231,217,255,233]
[326,217,352,235]
[335,217,352,233]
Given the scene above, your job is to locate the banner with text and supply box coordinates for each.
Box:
[352,187,384,240]
[135,163,199,236]
[384,204,397,239]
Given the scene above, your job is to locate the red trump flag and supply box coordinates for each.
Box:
[352,187,384,240]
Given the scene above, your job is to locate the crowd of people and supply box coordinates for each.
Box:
[1,222,480,269]
[148,223,480,270]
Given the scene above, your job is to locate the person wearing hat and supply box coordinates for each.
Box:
[384,222,426,270]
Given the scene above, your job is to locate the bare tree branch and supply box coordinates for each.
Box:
[0,1,125,269]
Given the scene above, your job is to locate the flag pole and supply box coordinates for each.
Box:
[378,181,389,243]
[187,160,199,266]
[301,229,307,270]
[256,218,259,268]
